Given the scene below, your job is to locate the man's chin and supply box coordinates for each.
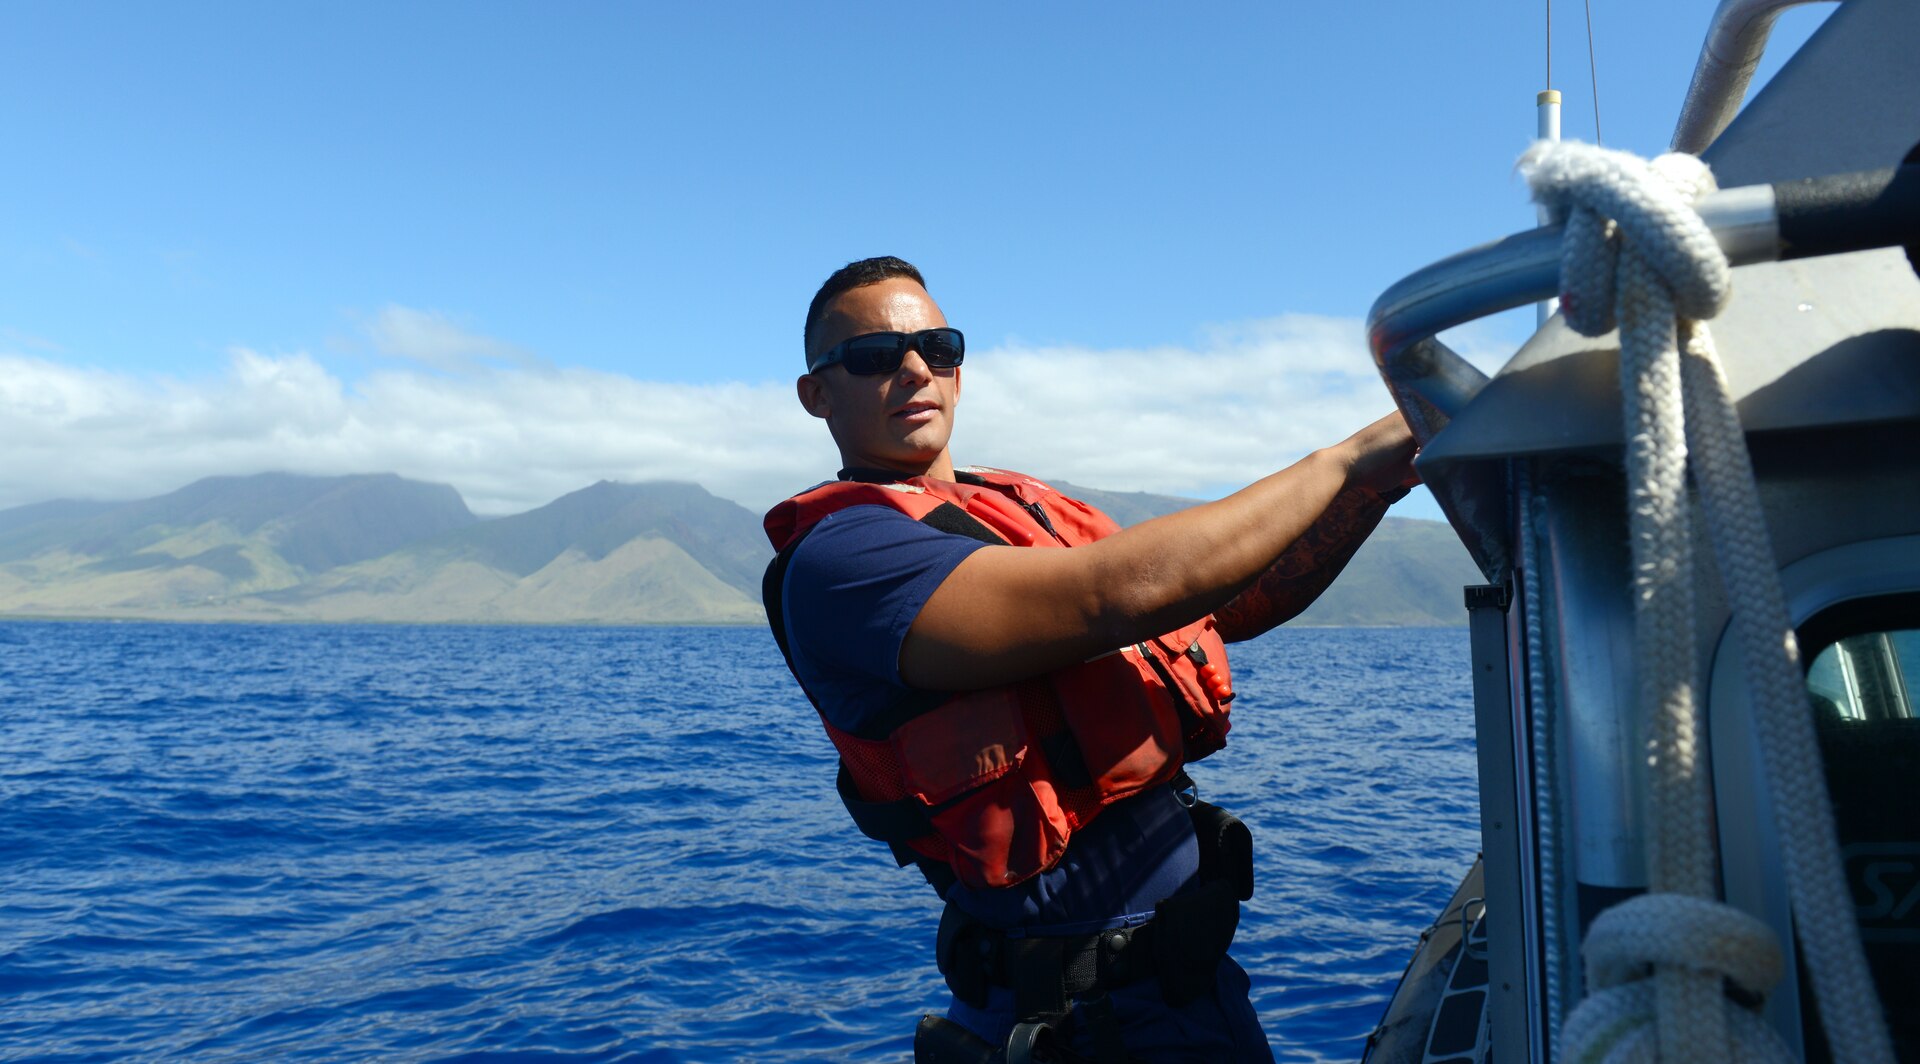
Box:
[891,427,950,457]
[858,440,948,473]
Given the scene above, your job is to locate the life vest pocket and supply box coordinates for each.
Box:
[1054,651,1185,798]
[927,774,1072,888]
[893,684,1074,888]
[893,686,1029,806]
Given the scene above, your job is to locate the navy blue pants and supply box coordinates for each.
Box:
[943,954,1274,1063]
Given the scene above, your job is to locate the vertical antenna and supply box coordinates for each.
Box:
[1536,89,1562,327]
[1537,90,1563,148]
[1537,0,1562,326]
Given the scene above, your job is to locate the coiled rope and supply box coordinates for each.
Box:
[1520,141,1893,1064]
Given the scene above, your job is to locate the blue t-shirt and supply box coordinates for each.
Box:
[781,502,1200,933]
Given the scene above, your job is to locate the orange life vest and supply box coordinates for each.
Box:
[762,467,1234,891]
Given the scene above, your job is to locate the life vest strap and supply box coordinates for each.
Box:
[837,761,933,846]
[833,760,972,898]
[918,500,1013,547]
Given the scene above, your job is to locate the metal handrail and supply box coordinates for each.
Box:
[1364,160,1917,581]
[1672,0,1837,155]
[1364,182,1779,445]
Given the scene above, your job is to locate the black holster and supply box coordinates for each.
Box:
[1188,798,1255,904]
[914,1014,1002,1064]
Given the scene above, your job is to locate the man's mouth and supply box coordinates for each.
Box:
[893,400,939,421]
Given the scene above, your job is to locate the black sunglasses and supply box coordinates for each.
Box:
[809,328,965,375]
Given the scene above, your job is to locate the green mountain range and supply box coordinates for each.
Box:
[0,473,1479,626]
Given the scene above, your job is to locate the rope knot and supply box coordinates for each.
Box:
[1560,894,1795,1064]
[1582,894,1782,996]
[1519,141,1731,335]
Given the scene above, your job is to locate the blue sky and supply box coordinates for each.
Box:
[0,2,1831,516]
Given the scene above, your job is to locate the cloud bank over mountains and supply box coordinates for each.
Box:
[1,308,1485,516]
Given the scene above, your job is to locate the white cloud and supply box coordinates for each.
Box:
[363,305,544,372]
[961,314,1404,497]
[0,310,1421,517]
[0,350,836,516]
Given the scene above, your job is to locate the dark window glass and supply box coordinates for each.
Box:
[1801,614,1920,1060]
[1808,630,1919,721]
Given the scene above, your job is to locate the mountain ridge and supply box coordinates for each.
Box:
[0,472,1477,626]
[0,473,477,569]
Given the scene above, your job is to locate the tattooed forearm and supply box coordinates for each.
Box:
[1213,486,1394,642]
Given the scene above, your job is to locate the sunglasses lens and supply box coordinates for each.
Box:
[920,329,964,367]
[841,335,907,375]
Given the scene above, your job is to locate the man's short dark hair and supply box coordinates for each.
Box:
[803,256,927,361]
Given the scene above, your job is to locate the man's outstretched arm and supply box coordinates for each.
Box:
[898,412,1416,691]
[1211,484,1399,643]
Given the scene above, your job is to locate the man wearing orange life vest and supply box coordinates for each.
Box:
[763,257,1418,1063]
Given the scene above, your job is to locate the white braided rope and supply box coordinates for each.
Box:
[1676,326,1893,1064]
[1522,141,1894,1064]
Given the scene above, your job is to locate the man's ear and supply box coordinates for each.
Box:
[796,374,831,420]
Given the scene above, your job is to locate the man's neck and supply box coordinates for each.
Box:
[836,453,956,483]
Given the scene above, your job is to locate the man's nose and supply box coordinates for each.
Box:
[896,347,934,383]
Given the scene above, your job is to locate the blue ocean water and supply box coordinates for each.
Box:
[0,622,1477,1062]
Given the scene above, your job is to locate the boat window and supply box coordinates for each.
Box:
[1797,600,1920,1062]
[1806,630,1920,721]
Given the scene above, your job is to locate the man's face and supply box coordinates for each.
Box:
[798,277,961,477]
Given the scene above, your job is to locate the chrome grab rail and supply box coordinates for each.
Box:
[1364,183,1781,446]
[1363,160,1916,580]
[1672,0,1837,156]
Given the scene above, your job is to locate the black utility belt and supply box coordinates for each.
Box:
[936,798,1255,1017]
